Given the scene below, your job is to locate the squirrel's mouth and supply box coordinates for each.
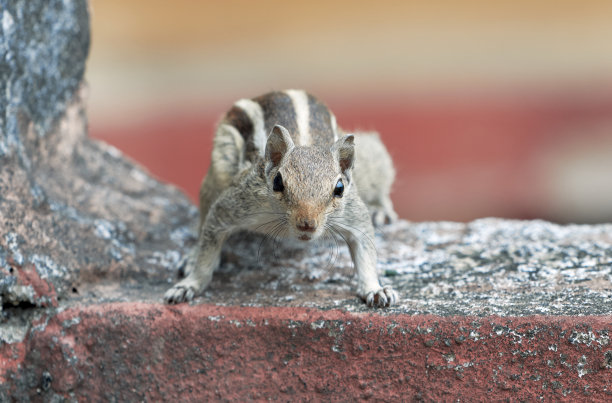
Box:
[298,234,312,241]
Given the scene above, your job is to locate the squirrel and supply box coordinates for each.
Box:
[164,89,399,307]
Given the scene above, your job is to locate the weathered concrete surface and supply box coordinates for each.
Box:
[162,219,612,316]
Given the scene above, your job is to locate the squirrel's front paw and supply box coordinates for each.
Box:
[362,286,398,308]
[164,283,196,304]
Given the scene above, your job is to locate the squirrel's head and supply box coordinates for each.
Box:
[264,125,354,241]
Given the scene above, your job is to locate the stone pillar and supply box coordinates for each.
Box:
[0,0,196,308]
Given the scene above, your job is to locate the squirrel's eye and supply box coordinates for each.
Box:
[273,172,284,192]
[333,179,344,198]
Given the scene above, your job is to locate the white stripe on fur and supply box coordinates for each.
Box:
[285,89,311,146]
[330,113,339,141]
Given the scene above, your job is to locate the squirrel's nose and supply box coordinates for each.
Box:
[296,218,317,232]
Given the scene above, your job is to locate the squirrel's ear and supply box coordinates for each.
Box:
[332,134,355,173]
[265,125,294,168]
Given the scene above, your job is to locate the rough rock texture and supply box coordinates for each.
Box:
[0,0,196,310]
[1,1,611,401]
[6,305,612,402]
[2,219,612,400]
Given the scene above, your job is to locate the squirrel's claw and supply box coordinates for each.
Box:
[164,285,195,304]
[364,286,398,308]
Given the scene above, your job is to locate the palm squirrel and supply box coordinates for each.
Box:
[164,89,398,307]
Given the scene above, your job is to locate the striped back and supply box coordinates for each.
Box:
[222,90,339,162]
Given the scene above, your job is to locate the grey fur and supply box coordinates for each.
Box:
[165,90,398,307]
[353,132,398,226]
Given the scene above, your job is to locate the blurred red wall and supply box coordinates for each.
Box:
[90,87,612,223]
[87,1,612,223]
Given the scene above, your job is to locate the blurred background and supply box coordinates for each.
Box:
[87,0,612,224]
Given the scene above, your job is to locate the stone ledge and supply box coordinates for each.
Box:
[2,216,612,400]
[5,216,612,400]
[1,303,611,401]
